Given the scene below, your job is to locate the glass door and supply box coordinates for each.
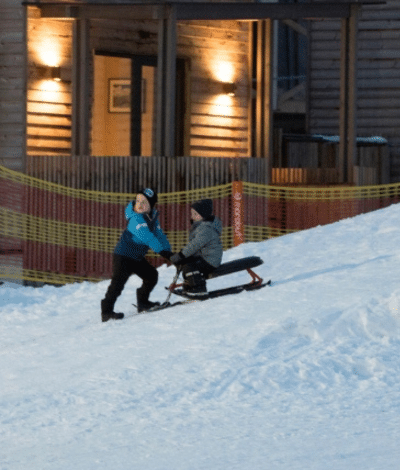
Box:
[131,56,158,156]
[92,53,188,157]
[92,54,132,156]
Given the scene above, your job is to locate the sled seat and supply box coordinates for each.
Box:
[206,256,263,280]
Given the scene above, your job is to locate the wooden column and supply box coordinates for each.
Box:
[156,4,177,157]
[264,19,274,183]
[71,19,90,157]
[339,4,359,184]
[254,19,274,183]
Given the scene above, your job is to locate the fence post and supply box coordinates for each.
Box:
[232,181,244,246]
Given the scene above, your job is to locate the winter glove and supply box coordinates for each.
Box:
[170,252,186,266]
[159,250,173,261]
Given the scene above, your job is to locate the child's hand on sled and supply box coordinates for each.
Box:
[170,252,186,266]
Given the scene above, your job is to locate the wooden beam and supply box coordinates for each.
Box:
[254,21,263,158]
[38,4,162,20]
[264,19,274,183]
[176,2,352,21]
[347,4,359,185]
[71,18,90,156]
[164,4,177,158]
[282,19,308,38]
[253,19,273,173]
[339,4,359,183]
[22,5,28,172]
[155,4,177,157]
[36,1,356,21]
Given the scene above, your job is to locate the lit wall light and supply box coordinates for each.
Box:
[222,82,237,96]
[36,65,62,82]
[51,66,61,82]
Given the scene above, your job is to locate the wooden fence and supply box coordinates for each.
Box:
[272,132,390,185]
[26,136,389,192]
[26,156,270,192]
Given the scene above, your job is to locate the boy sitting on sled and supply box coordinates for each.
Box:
[169,199,223,298]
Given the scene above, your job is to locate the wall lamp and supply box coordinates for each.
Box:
[222,82,237,96]
[36,65,62,81]
[51,66,61,81]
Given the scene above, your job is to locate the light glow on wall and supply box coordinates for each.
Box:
[28,17,66,108]
[40,80,59,91]
[211,60,235,84]
[212,94,234,117]
[35,32,63,68]
[207,59,237,118]
[34,79,63,113]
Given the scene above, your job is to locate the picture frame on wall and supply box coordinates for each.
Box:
[108,79,131,113]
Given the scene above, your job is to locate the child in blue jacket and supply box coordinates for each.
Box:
[101,188,171,321]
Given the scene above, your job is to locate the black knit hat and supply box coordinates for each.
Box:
[191,199,213,219]
[139,188,158,210]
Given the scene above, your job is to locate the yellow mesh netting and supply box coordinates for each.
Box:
[1,164,400,285]
[243,181,400,200]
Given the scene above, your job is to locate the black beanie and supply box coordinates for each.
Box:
[139,188,158,210]
[191,199,213,219]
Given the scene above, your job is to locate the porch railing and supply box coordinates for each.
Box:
[25,156,270,192]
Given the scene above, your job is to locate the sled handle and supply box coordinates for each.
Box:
[163,267,182,305]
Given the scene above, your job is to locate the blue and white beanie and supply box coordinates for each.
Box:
[139,188,158,210]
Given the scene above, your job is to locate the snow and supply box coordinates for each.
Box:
[311,134,388,145]
[2,203,400,470]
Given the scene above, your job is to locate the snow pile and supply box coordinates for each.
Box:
[1,203,400,469]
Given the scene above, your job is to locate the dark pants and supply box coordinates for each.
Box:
[102,254,158,313]
[181,256,215,287]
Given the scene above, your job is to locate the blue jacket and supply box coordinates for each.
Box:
[114,201,171,260]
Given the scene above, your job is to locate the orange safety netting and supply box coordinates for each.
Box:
[1,164,400,285]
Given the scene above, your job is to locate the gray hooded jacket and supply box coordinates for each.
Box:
[181,216,223,268]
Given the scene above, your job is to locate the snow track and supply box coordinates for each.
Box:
[2,204,400,469]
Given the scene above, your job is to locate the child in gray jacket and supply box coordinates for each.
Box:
[170,199,223,298]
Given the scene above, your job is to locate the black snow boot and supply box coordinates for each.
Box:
[183,270,208,299]
[136,287,160,313]
[101,299,124,323]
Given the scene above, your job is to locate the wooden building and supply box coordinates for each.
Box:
[0,0,396,186]
[308,0,400,182]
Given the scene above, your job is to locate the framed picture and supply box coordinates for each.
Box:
[108,79,131,113]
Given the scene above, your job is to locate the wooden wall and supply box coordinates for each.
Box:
[308,0,400,182]
[5,1,400,181]
[91,18,251,157]
[179,20,250,157]
[25,12,250,159]
[26,7,73,157]
[0,0,25,171]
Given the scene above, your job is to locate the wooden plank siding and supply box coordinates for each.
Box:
[308,0,400,182]
[178,20,249,157]
[26,11,250,159]
[0,0,26,171]
[26,10,73,157]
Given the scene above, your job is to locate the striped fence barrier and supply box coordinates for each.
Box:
[1,164,399,285]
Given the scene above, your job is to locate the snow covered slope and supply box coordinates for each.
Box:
[1,204,400,470]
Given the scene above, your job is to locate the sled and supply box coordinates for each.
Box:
[167,255,265,293]
[135,256,269,314]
